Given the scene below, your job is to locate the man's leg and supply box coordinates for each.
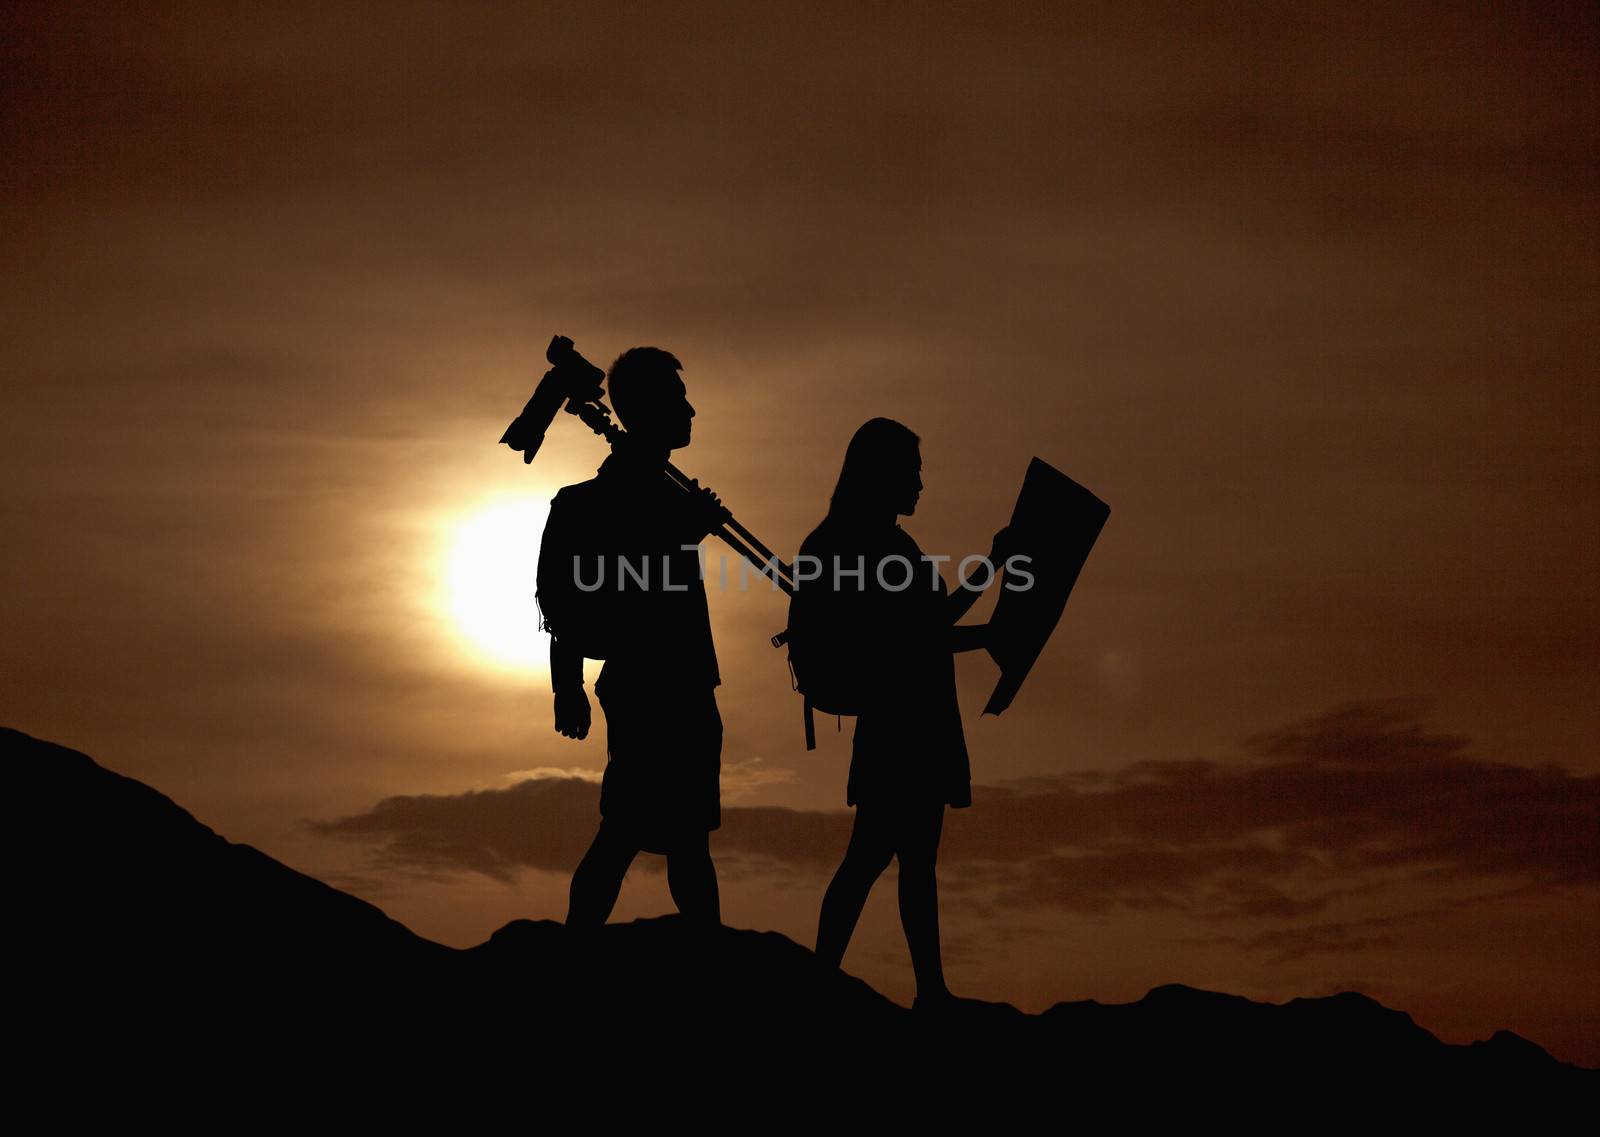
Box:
[566,820,639,928]
[896,802,949,1002]
[816,807,895,969]
[665,832,721,926]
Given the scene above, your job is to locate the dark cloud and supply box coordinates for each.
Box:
[1232,927,1402,967]
[312,777,601,883]
[1181,882,1554,965]
[316,701,1600,937]
[942,700,1599,918]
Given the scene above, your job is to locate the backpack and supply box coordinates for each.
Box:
[535,482,637,660]
[775,546,873,750]
[535,563,628,661]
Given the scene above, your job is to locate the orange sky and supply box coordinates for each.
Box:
[3,2,1596,1064]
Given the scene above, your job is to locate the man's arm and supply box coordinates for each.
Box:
[538,489,591,740]
[550,636,590,740]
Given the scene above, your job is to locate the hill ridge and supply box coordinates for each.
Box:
[7,725,1592,1092]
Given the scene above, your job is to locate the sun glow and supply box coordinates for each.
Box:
[443,497,551,670]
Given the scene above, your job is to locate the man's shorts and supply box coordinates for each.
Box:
[595,680,722,854]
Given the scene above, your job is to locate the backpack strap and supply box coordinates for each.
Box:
[803,697,816,751]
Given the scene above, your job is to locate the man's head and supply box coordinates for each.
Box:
[607,347,695,450]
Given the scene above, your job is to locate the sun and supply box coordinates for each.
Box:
[443,496,551,670]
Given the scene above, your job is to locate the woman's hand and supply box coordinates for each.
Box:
[987,524,1018,566]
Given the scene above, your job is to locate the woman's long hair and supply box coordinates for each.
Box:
[826,417,920,524]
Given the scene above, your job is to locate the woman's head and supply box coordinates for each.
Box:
[828,417,922,521]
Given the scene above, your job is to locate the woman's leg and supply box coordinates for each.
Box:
[816,807,895,969]
[896,801,949,1002]
[666,832,721,926]
[566,820,639,928]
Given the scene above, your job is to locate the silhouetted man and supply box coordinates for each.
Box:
[537,347,729,927]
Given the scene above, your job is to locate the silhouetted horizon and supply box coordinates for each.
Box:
[10,724,1595,1084]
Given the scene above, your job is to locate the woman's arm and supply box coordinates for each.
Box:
[947,579,984,623]
[948,623,989,653]
[945,526,1016,623]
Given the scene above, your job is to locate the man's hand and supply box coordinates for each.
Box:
[554,687,591,740]
[684,480,732,542]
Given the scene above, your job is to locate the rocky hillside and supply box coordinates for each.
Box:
[7,726,1590,1102]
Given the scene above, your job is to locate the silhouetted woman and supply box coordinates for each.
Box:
[805,417,1007,1007]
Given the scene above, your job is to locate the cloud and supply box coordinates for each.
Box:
[502,767,602,784]
[311,777,600,884]
[1180,882,1554,965]
[314,701,1599,942]
[721,757,797,800]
